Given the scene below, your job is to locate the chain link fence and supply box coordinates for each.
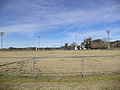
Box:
[0,55,120,78]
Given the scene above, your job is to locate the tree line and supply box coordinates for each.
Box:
[62,38,120,50]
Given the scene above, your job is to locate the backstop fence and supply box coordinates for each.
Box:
[0,55,120,78]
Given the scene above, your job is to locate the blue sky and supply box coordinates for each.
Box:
[0,0,120,48]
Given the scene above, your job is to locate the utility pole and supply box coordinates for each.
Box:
[106,30,110,50]
[0,32,5,50]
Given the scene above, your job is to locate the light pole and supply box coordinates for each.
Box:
[75,35,77,43]
[74,35,78,50]
[38,36,40,51]
[0,32,5,50]
[106,30,110,50]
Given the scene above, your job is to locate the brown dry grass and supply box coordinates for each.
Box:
[0,50,120,57]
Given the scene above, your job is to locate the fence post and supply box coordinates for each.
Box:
[32,58,35,70]
[81,57,85,77]
[32,57,35,77]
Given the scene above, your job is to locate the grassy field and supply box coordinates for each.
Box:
[0,50,120,90]
[0,50,120,57]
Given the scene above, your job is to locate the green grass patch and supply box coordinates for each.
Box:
[0,74,120,83]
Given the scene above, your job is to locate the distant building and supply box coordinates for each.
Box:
[75,46,78,50]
